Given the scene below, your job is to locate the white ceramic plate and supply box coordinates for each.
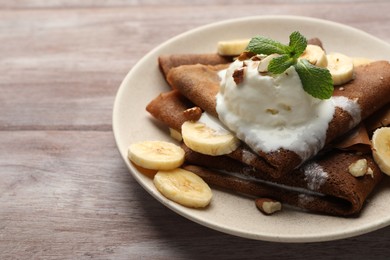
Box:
[113,15,390,242]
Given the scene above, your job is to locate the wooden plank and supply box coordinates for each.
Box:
[1,2,390,258]
[1,3,390,130]
[1,131,390,259]
[1,0,388,9]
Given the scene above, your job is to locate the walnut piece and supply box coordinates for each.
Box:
[183,106,202,121]
[257,53,280,73]
[348,158,373,177]
[255,198,282,215]
[237,51,256,61]
[232,67,246,85]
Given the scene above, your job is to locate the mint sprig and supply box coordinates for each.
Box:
[247,36,290,55]
[288,31,307,59]
[268,54,295,74]
[246,31,334,99]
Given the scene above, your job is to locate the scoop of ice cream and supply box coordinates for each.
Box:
[216,57,337,160]
[218,58,321,128]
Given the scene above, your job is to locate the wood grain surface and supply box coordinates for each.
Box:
[1,1,390,259]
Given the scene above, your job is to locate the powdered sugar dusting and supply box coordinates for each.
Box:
[302,162,328,191]
[241,148,258,165]
[298,194,315,206]
[332,96,361,128]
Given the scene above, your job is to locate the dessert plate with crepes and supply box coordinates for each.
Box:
[113,16,390,242]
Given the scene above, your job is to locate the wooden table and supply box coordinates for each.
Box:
[2,1,390,259]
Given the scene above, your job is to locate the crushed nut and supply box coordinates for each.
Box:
[232,67,246,85]
[348,158,370,177]
[237,51,256,61]
[255,198,282,215]
[257,53,280,73]
[280,103,292,111]
[183,106,202,121]
[251,55,261,61]
[307,37,324,49]
[266,108,279,115]
[367,167,374,178]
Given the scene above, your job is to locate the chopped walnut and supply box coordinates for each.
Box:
[266,108,279,115]
[348,158,371,177]
[255,198,282,215]
[366,167,374,178]
[183,107,202,121]
[257,53,280,73]
[232,67,246,85]
[237,51,256,61]
[251,55,261,61]
[280,103,292,111]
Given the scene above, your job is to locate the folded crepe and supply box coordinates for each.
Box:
[165,61,390,178]
[146,87,386,216]
[159,53,233,81]
[330,123,372,153]
[158,38,323,79]
[183,146,383,216]
[147,46,390,216]
[365,103,390,135]
[146,90,195,131]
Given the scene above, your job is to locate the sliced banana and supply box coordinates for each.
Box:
[326,53,354,86]
[169,128,182,141]
[217,39,250,56]
[153,168,212,208]
[372,127,390,176]
[299,44,328,68]
[181,121,240,156]
[128,141,185,170]
[352,57,373,67]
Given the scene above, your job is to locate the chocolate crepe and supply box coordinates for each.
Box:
[146,89,384,215]
[166,61,390,178]
[146,90,194,131]
[183,149,383,216]
[159,53,233,82]
[365,103,390,135]
[146,44,390,216]
[158,37,323,79]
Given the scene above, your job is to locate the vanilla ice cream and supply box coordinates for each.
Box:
[216,57,361,160]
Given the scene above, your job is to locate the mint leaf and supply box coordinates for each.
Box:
[268,54,295,74]
[246,31,334,99]
[247,36,289,55]
[294,59,334,99]
[288,31,307,59]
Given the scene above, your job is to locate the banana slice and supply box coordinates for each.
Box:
[326,53,354,85]
[153,168,212,208]
[128,141,185,170]
[169,128,182,141]
[217,39,250,56]
[372,127,390,176]
[181,121,240,156]
[299,44,328,68]
[352,57,373,67]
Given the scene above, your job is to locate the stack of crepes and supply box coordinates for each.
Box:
[146,39,390,216]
